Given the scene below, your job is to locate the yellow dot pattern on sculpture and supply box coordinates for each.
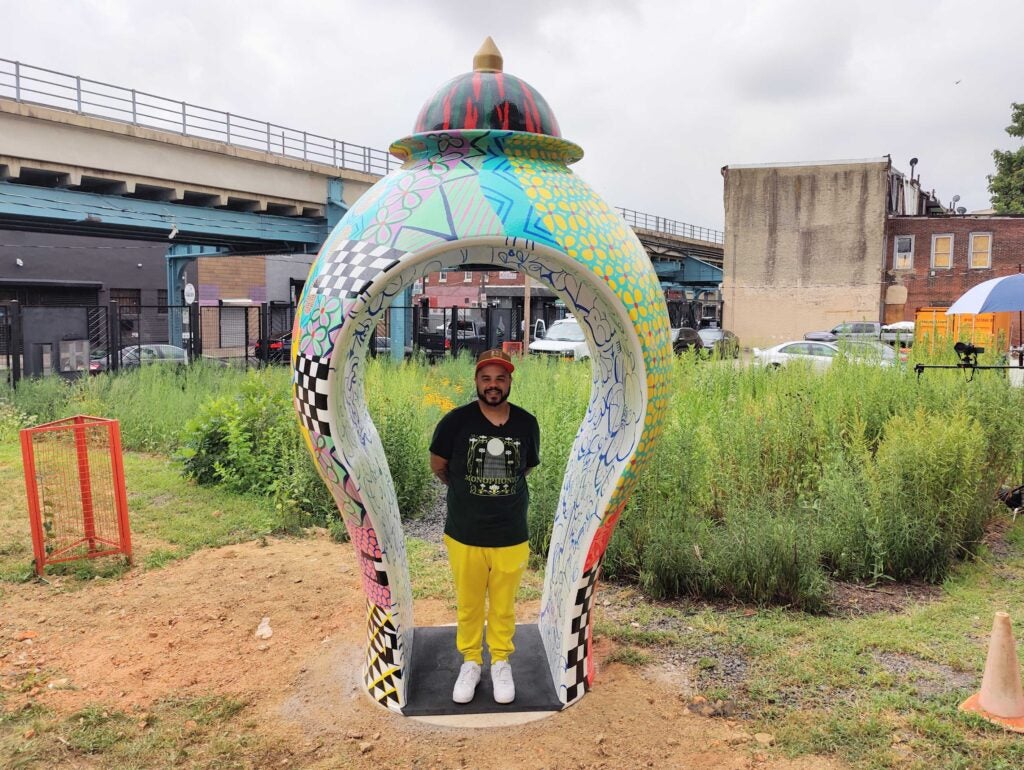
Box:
[507,155,673,520]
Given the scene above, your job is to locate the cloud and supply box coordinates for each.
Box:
[3,0,1024,228]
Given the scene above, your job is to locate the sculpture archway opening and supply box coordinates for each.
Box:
[292,40,671,717]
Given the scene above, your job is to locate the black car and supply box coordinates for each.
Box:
[671,327,705,355]
[253,331,293,363]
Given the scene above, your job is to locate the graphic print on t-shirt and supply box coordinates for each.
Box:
[465,434,521,496]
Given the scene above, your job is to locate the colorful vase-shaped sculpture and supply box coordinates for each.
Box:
[293,37,671,712]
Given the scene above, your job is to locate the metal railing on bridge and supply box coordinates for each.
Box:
[0,58,724,241]
[616,207,724,244]
[0,58,400,176]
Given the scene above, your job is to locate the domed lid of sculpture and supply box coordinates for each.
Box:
[413,37,562,137]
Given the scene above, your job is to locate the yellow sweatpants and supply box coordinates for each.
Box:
[444,535,529,665]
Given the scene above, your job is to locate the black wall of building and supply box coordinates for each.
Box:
[0,229,168,305]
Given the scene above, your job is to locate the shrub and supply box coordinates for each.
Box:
[861,406,990,582]
[178,371,336,527]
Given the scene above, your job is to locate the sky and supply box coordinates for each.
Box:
[3,0,1023,231]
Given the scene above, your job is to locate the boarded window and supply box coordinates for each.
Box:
[931,234,952,269]
[970,233,992,269]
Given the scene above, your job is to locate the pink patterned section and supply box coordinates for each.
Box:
[346,520,391,608]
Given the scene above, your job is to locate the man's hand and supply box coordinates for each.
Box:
[429,453,449,486]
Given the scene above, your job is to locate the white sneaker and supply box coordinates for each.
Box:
[491,660,515,704]
[452,661,481,703]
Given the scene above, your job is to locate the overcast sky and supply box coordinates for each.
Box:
[3,0,1023,230]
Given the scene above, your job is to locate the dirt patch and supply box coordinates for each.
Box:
[0,534,842,769]
[982,511,1017,558]
[827,580,942,617]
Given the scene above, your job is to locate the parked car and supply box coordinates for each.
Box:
[370,336,414,357]
[528,318,589,360]
[418,319,488,357]
[671,327,705,355]
[803,330,838,343]
[90,344,189,373]
[879,321,915,347]
[754,339,896,370]
[697,328,740,358]
[253,330,293,363]
[805,321,882,343]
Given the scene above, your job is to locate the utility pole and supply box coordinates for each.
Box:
[522,274,531,350]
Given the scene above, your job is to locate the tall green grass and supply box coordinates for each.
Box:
[4,348,1020,609]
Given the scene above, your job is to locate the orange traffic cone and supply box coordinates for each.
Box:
[960,611,1024,732]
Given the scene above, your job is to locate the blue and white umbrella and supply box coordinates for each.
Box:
[946,273,1024,314]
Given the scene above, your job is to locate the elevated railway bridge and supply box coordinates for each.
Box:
[0,58,722,357]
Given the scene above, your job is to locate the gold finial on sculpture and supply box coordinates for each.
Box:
[473,37,503,73]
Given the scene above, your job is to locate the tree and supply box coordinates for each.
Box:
[988,102,1024,214]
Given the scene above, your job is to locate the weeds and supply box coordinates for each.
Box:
[4,347,1021,608]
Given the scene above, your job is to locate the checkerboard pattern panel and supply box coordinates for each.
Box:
[294,352,331,437]
[365,602,402,711]
[312,240,404,297]
[563,564,599,705]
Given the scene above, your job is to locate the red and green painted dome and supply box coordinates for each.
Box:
[413,37,562,137]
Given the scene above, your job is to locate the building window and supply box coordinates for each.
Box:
[157,289,168,315]
[969,232,992,269]
[930,234,953,270]
[109,288,141,313]
[499,270,518,280]
[893,235,914,270]
[438,270,448,283]
[463,271,473,283]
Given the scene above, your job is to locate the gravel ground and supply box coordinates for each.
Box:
[402,479,447,543]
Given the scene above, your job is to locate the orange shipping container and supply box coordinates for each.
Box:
[914,307,1012,356]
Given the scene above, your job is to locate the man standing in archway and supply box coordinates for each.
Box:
[429,348,540,704]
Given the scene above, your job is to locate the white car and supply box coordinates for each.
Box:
[753,339,896,370]
[528,318,589,360]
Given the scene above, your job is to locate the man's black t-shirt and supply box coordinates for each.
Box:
[429,401,540,548]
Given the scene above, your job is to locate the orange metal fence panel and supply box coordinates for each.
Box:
[20,415,132,576]
[915,307,1012,356]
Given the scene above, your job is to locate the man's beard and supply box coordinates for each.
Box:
[477,385,510,405]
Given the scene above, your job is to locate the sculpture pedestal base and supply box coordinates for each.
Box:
[401,624,562,718]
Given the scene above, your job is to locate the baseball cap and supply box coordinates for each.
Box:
[475,348,515,373]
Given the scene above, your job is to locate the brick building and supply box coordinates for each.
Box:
[884,215,1024,343]
[420,267,561,327]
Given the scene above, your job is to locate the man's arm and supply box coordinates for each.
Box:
[429,453,449,486]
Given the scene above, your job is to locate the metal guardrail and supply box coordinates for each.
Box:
[616,207,724,244]
[0,59,724,238]
[0,58,400,176]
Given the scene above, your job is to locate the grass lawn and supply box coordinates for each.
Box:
[1,434,1024,768]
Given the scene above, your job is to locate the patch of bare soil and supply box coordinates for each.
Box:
[827,579,942,617]
[981,510,1017,558]
[0,534,843,769]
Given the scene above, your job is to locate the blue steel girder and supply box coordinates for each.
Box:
[655,256,723,285]
[166,244,226,347]
[0,182,328,247]
[681,256,723,284]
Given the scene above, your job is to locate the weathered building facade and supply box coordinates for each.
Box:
[721,158,936,347]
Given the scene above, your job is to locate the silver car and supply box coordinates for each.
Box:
[754,339,896,370]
